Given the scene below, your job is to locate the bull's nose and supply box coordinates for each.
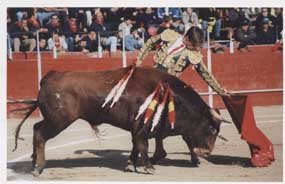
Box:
[193,148,211,156]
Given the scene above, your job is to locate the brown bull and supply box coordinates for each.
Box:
[13,66,227,176]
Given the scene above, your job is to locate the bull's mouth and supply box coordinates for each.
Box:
[193,148,211,157]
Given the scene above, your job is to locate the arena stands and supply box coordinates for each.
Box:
[7,7,283,53]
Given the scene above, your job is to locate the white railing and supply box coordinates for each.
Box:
[199,88,283,96]
[36,31,42,90]
[121,29,127,67]
[207,30,213,107]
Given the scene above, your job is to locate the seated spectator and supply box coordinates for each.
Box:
[10,17,37,52]
[256,18,276,45]
[242,8,260,23]
[45,14,63,40]
[81,30,98,52]
[74,39,89,53]
[157,8,182,21]
[63,15,80,51]
[198,8,222,40]
[103,8,122,30]
[14,8,34,22]
[33,38,48,51]
[182,8,200,32]
[172,17,185,34]
[157,15,175,34]
[90,12,117,52]
[118,16,134,39]
[136,8,158,29]
[36,8,58,26]
[255,8,276,32]
[235,18,256,50]
[224,8,239,28]
[124,27,144,51]
[273,8,283,40]
[36,7,68,27]
[28,14,41,30]
[47,32,68,52]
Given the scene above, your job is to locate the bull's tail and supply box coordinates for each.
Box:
[11,100,38,152]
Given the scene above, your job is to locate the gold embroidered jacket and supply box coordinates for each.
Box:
[136,29,226,95]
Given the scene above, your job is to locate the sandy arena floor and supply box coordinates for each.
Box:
[6,105,283,182]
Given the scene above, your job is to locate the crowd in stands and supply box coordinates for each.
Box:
[7,7,283,53]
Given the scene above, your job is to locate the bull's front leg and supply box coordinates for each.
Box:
[150,137,167,164]
[182,135,200,167]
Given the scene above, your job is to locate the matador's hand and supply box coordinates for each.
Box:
[136,59,143,67]
[221,88,232,97]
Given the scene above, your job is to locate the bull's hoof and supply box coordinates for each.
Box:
[144,166,155,175]
[31,167,43,177]
[124,159,137,172]
[150,150,167,164]
[124,165,137,172]
[189,159,200,167]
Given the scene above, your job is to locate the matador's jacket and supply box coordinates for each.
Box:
[136,28,226,95]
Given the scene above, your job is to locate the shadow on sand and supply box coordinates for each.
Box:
[7,149,252,175]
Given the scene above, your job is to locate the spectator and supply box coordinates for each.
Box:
[255,8,276,32]
[157,8,182,21]
[256,18,276,45]
[63,15,80,51]
[198,8,222,40]
[10,17,37,52]
[118,16,134,39]
[182,8,200,32]
[34,38,48,51]
[157,15,175,34]
[48,32,68,52]
[235,18,256,50]
[90,12,117,52]
[136,8,157,29]
[74,39,89,53]
[242,8,260,23]
[81,30,98,52]
[124,27,144,51]
[171,17,184,34]
[36,7,68,27]
[28,14,41,30]
[103,8,122,29]
[274,8,283,40]
[225,8,239,28]
[14,8,34,22]
[45,14,63,40]
[35,8,58,26]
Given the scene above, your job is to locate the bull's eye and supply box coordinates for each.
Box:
[208,125,217,135]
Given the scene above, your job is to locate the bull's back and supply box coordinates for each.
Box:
[37,67,207,130]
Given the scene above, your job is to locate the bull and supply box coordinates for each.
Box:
[13,66,229,176]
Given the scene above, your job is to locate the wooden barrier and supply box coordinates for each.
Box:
[7,46,283,118]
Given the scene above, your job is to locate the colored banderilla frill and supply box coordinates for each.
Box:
[102,65,176,131]
[138,83,176,132]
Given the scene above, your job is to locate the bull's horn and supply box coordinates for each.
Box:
[210,109,232,124]
[218,135,229,142]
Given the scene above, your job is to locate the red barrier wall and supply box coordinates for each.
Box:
[7,46,283,118]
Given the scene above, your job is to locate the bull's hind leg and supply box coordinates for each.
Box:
[135,130,155,174]
[32,119,72,176]
[125,138,139,172]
